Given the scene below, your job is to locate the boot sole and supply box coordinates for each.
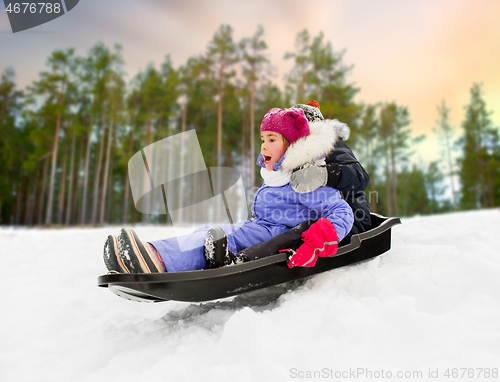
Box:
[118,229,162,273]
[103,235,130,273]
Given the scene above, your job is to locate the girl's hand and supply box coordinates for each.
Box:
[286,218,339,268]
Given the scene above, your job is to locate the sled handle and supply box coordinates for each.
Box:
[335,234,361,256]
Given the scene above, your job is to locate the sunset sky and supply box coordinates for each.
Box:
[1,0,499,166]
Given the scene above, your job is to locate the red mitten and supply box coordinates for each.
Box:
[287,218,339,268]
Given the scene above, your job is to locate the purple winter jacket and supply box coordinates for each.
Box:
[251,182,353,242]
[151,114,354,272]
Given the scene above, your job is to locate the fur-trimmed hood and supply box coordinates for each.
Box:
[280,119,349,172]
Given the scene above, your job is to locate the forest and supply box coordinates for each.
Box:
[1,25,499,226]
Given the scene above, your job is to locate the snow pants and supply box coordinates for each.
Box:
[150,220,291,273]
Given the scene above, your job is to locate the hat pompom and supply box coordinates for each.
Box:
[305,100,320,109]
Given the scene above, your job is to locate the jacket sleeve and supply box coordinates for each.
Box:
[335,162,370,193]
[299,187,354,241]
[326,141,370,193]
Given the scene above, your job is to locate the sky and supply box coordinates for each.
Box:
[1,0,499,167]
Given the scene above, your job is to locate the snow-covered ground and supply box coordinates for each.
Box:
[2,209,500,382]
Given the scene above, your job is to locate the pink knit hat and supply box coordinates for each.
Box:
[260,108,310,144]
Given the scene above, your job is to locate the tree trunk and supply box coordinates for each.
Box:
[445,129,458,211]
[45,80,66,225]
[25,166,39,226]
[81,116,94,224]
[74,133,85,225]
[91,106,107,224]
[38,154,50,225]
[300,62,305,101]
[403,170,408,217]
[365,139,370,170]
[181,97,187,134]
[32,153,46,224]
[122,126,135,224]
[14,180,23,225]
[57,145,68,225]
[142,117,153,224]
[100,99,115,223]
[390,142,398,216]
[106,154,114,223]
[215,64,224,223]
[0,92,9,125]
[241,100,247,189]
[81,115,94,224]
[250,78,255,188]
[65,133,76,225]
[156,116,163,143]
[479,157,486,208]
[0,96,8,127]
[486,159,494,208]
[384,150,391,216]
[217,65,224,168]
[476,131,486,208]
[369,175,377,213]
[178,110,186,223]
[315,71,320,100]
[146,118,152,146]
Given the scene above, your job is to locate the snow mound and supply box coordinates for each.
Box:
[1,209,499,381]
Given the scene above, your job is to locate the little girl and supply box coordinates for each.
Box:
[103,107,354,273]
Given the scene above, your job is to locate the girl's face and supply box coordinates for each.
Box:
[261,131,288,171]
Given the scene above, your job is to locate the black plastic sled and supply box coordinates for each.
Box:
[98,213,401,303]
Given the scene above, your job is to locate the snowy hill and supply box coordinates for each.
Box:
[2,209,500,382]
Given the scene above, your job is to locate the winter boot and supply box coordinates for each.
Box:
[204,227,228,268]
[117,228,165,273]
[204,227,249,268]
[103,235,130,273]
[225,250,250,266]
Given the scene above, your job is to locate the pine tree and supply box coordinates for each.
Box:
[240,25,270,188]
[379,102,419,216]
[121,87,142,223]
[285,30,361,145]
[79,42,115,224]
[100,46,125,223]
[358,104,379,212]
[158,55,179,138]
[0,68,24,223]
[358,104,379,170]
[425,161,446,214]
[458,83,498,209]
[433,100,458,210]
[206,24,239,168]
[29,49,77,225]
[397,165,429,216]
[284,29,310,102]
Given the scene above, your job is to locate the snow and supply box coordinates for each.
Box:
[2,209,500,382]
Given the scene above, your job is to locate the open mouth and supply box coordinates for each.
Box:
[264,155,272,163]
